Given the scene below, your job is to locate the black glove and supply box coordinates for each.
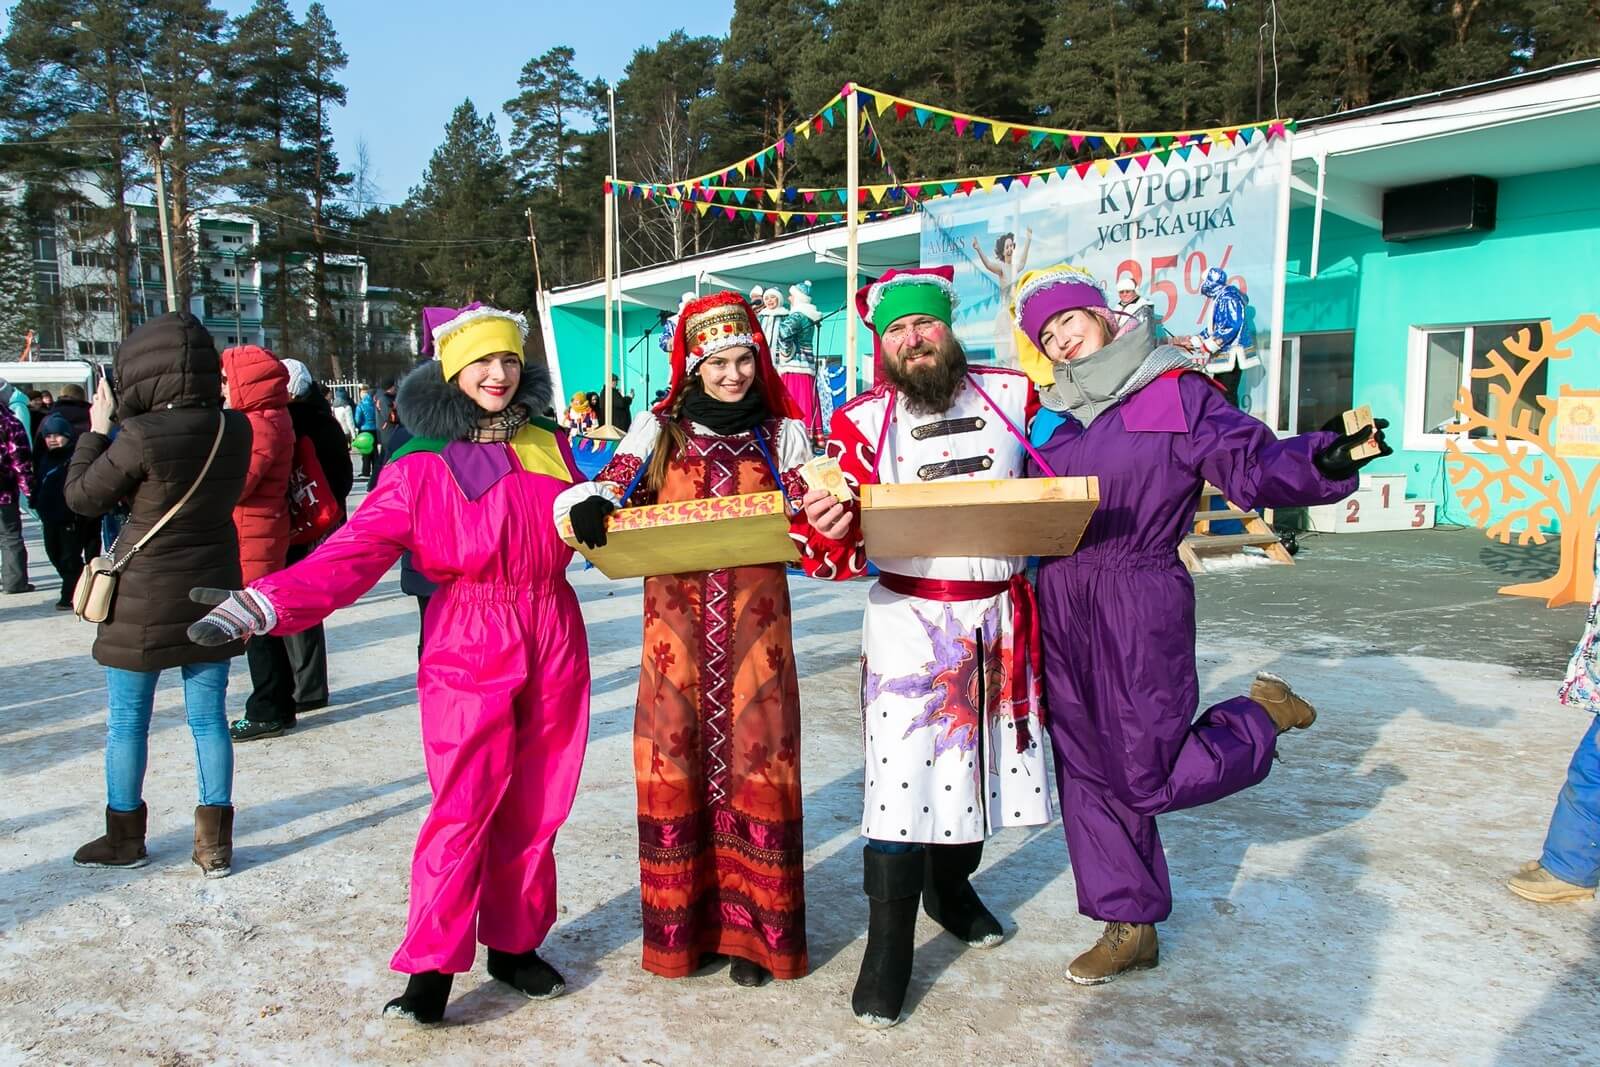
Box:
[568,495,616,550]
[1314,417,1392,480]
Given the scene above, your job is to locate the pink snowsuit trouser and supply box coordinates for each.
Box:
[254,443,591,974]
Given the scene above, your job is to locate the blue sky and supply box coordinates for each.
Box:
[210,0,736,204]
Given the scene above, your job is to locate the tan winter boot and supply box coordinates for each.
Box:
[192,805,234,879]
[1507,862,1595,904]
[1250,672,1317,733]
[74,804,150,868]
[1067,922,1159,985]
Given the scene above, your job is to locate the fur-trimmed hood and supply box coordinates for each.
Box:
[396,358,554,441]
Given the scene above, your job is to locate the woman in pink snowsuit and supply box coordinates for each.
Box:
[188,306,590,1025]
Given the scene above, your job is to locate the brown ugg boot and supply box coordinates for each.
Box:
[192,804,234,879]
[1067,922,1159,985]
[1250,672,1317,733]
[73,804,150,869]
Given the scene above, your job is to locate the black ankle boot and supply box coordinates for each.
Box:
[383,970,453,1025]
[729,957,770,987]
[923,840,1004,947]
[851,846,924,1029]
[487,948,566,999]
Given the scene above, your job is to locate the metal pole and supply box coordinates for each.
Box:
[231,250,242,342]
[524,207,545,296]
[608,87,625,397]
[602,176,615,433]
[147,126,179,313]
[845,85,860,397]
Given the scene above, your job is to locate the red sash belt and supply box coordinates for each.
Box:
[876,571,1041,754]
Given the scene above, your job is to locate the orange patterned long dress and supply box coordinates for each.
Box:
[631,420,808,979]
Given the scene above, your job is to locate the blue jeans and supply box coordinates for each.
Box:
[1540,716,1600,888]
[105,661,233,811]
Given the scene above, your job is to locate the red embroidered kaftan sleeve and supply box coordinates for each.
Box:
[789,404,874,581]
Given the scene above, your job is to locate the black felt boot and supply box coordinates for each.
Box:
[851,846,924,1029]
[383,970,453,1025]
[923,840,1004,947]
[729,958,770,987]
[487,948,566,999]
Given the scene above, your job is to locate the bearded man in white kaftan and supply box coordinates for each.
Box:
[795,265,1052,1030]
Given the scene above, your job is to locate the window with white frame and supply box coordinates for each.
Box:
[1412,321,1547,440]
[1277,331,1355,434]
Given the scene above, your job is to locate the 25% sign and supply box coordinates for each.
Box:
[1114,246,1243,325]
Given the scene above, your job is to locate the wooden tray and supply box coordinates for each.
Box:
[861,476,1099,558]
[560,490,800,579]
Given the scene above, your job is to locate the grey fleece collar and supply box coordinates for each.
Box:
[1039,321,1193,427]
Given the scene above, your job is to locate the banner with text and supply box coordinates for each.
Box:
[919,134,1290,420]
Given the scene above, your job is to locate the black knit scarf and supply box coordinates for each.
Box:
[682,388,768,436]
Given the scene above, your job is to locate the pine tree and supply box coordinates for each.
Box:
[0,0,153,335]
[142,0,233,307]
[504,46,604,200]
[296,2,352,379]
[614,31,727,263]
[224,0,314,355]
[717,0,828,235]
[402,101,530,310]
[0,193,36,358]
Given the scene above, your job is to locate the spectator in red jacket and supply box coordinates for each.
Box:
[219,345,295,740]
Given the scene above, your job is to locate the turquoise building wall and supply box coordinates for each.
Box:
[1283,163,1600,531]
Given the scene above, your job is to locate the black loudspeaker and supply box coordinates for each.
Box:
[1382,176,1497,242]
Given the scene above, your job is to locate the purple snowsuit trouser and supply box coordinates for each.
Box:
[1040,554,1278,923]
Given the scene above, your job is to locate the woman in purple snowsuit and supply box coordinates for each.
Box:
[1016,265,1390,984]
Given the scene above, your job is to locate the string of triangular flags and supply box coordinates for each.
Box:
[665,89,847,191]
[605,125,1280,212]
[851,82,1292,155]
[600,185,916,226]
[606,81,1295,226]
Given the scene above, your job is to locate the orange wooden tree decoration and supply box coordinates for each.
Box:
[1445,314,1599,608]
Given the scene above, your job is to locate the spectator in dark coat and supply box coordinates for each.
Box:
[45,383,92,446]
[366,376,399,490]
[64,312,252,876]
[27,412,100,608]
[272,358,356,716]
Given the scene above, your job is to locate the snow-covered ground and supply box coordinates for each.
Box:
[0,519,1595,1066]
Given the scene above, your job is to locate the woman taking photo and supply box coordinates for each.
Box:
[556,291,815,988]
[1015,265,1390,984]
[188,305,591,1025]
[66,312,252,878]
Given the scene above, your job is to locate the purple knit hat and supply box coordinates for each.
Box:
[418,302,483,358]
[1013,265,1110,345]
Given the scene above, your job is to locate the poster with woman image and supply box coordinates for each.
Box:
[918,133,1291,422]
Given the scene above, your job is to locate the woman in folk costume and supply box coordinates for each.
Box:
[554,291,814,987]
[187,305,591,1025]
[1016,265,1389,984]
[775,281,825,444]
[753,286,789,360]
